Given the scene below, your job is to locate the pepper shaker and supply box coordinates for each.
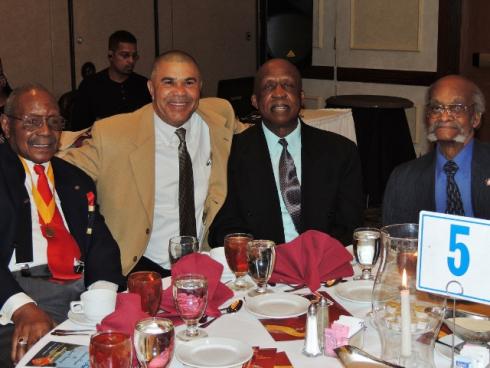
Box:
[317,296,329,350]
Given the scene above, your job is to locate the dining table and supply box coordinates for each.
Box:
[16,261,453,368]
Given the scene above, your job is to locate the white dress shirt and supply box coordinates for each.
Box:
[144,112,211,269]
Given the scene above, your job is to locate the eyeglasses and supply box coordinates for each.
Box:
[7,114,65,131]
[426,103,475,117]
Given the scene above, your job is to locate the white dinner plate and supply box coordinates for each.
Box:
[435,334,464,360]
[335,280,374,303]
[67,310,97,327]
[245,293,309,319]
[175,337,253,368]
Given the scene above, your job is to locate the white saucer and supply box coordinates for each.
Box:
[335,280,374,303]
[67,310,98,327]
[245,293,309,319]
[175,337,253,368]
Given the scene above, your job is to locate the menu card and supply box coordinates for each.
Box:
[242,347,293,368]
[28,341,88,367]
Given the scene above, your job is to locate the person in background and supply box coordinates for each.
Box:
[383,75,490,224]
[59,50,244,278]
[70,30,151,131]
[0,84,124,365]
[209,58,363,247]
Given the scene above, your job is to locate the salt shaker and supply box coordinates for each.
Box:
[303,301,322,357]
[317,296,329,350]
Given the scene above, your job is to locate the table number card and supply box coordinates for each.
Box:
[417,210,490,304]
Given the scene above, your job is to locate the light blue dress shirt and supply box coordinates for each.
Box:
[435,139,474,217]
[262,121,302,242]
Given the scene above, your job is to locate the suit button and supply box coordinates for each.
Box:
[133,256,137,262]
[74,185,80,190]
[145,228,150,235]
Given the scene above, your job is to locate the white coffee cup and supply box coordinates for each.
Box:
[70,289,116,323]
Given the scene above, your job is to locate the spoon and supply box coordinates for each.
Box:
[199,299,243,328]
[51,329,96,336]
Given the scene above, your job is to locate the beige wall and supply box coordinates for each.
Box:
[303,0,441,155]
[0,0,256,99]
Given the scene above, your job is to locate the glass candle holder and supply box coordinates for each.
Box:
[372,223,446,368]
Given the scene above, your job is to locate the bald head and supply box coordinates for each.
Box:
[428,75,485,114]
[151,50,201,80]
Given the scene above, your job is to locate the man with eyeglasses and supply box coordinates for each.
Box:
[383,75,490,225]
[0,84,124,365]
[70,30,151,131]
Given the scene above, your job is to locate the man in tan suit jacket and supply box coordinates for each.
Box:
[60,50,242,276]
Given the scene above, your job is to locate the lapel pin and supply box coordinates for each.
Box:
[74,185,80,190]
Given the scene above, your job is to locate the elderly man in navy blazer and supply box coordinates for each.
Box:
[383,75,490,225]
[209,59,363,247]
[0,84,124,365]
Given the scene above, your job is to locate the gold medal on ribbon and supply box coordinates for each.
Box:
[44,225,55,238]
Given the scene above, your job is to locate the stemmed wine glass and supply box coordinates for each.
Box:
[173,274,208,341]
[168,236,199,266]
[352,227,381,280]
[89,331,132,368]
[134,317,175,368]
[247,240,276,296]
[128,271,162,315]
[224,233,254,290]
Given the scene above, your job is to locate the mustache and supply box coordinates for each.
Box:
[28,136,58,146]
[427,120,467,143]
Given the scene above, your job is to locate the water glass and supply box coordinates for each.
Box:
[134,317,175,368]
[168,236,199,266]
[89,331,132,368]
[173,274,208,341]
[128,271,162,315]
[224,233,254,290]
[247,240,276,296]
[353,227,381,280]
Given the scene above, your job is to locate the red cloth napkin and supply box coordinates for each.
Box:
[269,230,354,292]
[160,253,234,317]
[97,293,149,334]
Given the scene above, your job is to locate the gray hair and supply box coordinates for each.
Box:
[4,83,54,116]
[150,50,201,80]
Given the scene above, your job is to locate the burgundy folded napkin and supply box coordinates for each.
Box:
[269,230,353,292]
[97,293,149,334]
[160,253,234,317]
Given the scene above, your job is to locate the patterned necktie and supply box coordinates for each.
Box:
[278,138,301,232]
[175,128,197,237]
[443,160,465,216]
[34,164,81,280]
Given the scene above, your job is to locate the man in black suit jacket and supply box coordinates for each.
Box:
[209,59,363,247]
[0,84,124,365]
[383,75,490,225]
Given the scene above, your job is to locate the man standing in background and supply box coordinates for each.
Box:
[70,30,151,131]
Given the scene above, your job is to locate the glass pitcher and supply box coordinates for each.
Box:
[372,223,446,368]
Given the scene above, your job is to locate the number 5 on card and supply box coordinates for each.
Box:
[417,210,490,305]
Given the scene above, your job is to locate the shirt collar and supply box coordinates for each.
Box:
[153,112,194,146]
[436,138,474,173]
[262,119,301,151]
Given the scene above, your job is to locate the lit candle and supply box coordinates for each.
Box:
[400,268,412,357]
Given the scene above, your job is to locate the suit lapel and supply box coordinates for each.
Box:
[246,124,284,240]
[0,145,33,261]
[471,141,490,217]
[129,107,156,224]
[51,158,85,246]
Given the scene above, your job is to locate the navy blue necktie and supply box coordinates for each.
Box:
[443,160,465,216]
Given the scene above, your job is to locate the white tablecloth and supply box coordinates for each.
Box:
[16,271,450,367]
[301,108,357,144]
